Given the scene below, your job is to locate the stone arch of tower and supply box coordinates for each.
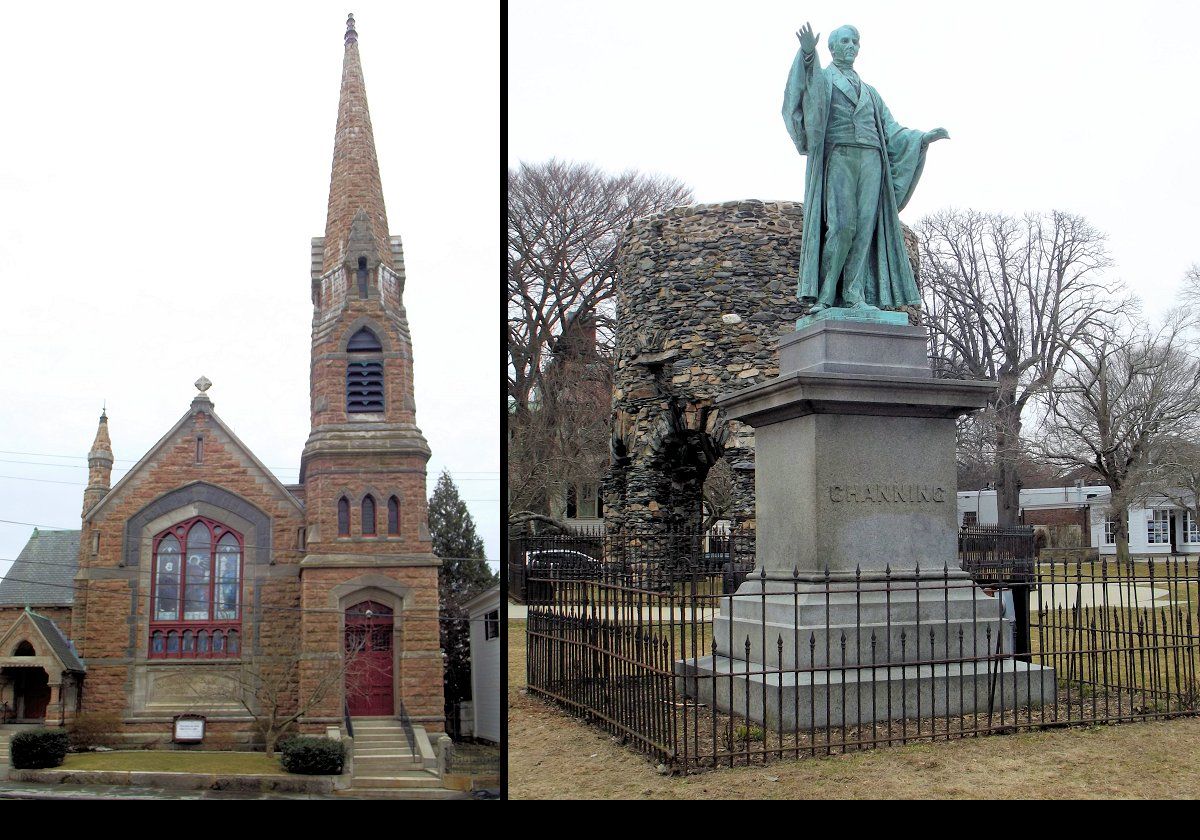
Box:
[604,200,919,536]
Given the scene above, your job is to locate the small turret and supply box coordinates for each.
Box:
[83,409,113,515]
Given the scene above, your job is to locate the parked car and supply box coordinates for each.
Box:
[523,549,603,604]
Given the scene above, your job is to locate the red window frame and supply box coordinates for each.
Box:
[149,515,243,659]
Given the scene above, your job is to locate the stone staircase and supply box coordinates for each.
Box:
[342,717,448,797]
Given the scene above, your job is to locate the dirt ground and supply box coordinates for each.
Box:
[509,618,1200,799]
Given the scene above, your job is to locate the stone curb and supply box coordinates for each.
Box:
[11,768,335,793]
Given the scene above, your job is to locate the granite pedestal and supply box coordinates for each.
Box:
[676,318,1056,726]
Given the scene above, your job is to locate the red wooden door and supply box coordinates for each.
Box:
[345,601,394,716]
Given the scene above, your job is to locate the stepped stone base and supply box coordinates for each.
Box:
[678,578,1056,730]
[677,655,1056,730]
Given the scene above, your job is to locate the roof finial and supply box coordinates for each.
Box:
[101,400,107,422]
[195,375,212,394]
[345,13,357,46]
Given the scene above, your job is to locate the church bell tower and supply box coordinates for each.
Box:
[299,14,443,730]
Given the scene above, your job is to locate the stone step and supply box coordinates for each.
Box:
[678,654,1056,729]
[355,761,424,773]
[335,787,464,800]
[354,752,421,763]
[351,772,442,789]
[353,739,411,749]
[352,731,408,739]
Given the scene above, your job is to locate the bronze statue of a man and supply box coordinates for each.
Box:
[783,23,949,314]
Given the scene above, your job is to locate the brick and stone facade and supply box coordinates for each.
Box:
[0,15,444,744]
[605,200,919,535]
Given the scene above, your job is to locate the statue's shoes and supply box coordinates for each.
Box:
[809,303,829,313]
[848,302,880,312]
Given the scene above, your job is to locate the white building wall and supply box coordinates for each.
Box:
[1091,497,1199,556]
[466,587,501,744]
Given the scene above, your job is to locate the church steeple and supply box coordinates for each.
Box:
[303,12,430,552]
[83,409,113,515]
[323,12,393,276]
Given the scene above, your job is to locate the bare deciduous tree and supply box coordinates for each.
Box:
[507,159,692,415]
[185,635,380,757]
[507,160,692,522]
[701,457,735,531]
[920,209,1125,526]
[507,314,613,518]
[1032,314,1200,562]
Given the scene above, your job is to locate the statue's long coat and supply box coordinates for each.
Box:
[782,47,927,306]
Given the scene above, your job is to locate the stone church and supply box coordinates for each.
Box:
[0,16,444,747]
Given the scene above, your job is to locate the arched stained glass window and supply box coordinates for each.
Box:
[362,495,376,536]
[216,532,240,621]
[155,534,181,621]
[387,496,400,535]
[149,516,242,660]
[184,522,211,621]
[338,497,351,536]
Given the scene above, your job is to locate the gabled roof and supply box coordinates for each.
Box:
[87,394,304,520]
[0,607,85,673]
[462,585,501,616]
[0,529,80,607]
[26,610,85,672]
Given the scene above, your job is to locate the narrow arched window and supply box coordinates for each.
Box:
[346,327,384,413]
[387,496,400,535]
[357,256,369,299]
[155,534,181,621]
[338,496,351,536]
[362,495,377,536]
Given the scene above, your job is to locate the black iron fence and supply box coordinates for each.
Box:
[521,533,1200,770]
[508,528,755,604]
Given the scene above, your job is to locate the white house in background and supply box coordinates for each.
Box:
[463,586,500,744]
[550,481,605,533]
[958,485,1200,556]
[1088,494,1200,556]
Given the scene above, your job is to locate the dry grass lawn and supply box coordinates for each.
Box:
[509,618,1200,799]
[63,751,283,774]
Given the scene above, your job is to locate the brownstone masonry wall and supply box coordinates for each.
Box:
[298,564,443,730]
[74,399,306,742]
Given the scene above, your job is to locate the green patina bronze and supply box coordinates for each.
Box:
[784,23,948,324]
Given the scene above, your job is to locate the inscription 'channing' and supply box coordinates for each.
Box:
[829,484,947,503]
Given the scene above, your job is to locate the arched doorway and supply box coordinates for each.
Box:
[6,640,50,721]
[344,601,394,716]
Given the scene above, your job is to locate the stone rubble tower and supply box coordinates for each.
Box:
[82,410,113,515]
[604,200,921,536]
[299,13,444,731]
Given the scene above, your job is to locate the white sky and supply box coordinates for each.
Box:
[0,2,500,580]
[509,0,1200,319]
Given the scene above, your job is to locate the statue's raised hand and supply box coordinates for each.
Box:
[796,22,819,55]
[922,128,950,146]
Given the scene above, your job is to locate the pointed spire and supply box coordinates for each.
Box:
[323,11,392,275]
[84,409,113,516]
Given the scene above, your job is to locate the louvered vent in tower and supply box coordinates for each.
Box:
[347,327,384,413]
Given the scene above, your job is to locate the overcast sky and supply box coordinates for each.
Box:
[510,0,1200,318]
[0,2,500,579]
